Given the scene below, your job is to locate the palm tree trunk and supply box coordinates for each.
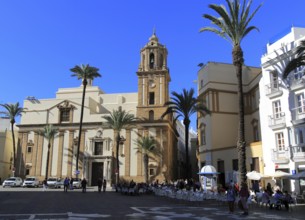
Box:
[45,143,51,180]
[76,78,87,177]
[10,120,16,177]
[184,118,190,180]
[143,154,148,184]
[116,132,120,185]
[233,45,247,185]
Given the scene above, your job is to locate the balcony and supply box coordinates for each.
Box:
[288,70,305,91]
[271,148,290,164]
[265,82,283,98]
[290,144,305,162]
[291,106,305,125]
[268,112,286,130]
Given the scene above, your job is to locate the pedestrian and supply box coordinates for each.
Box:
[103,179,107,192]
[227,185,236,213]
[239,182,250,215]
[97,178,102,193]
[64,177,69,192]
[81,178,87,193]
[70,177,74,190]
[42,179,47,191]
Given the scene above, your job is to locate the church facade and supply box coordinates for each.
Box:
[16,33,178,186]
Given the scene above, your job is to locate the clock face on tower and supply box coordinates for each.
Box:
[149,79,156,88]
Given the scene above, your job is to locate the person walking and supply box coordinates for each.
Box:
[239,182,250,216]
[70,177,74,190]
[64,177,69,192]
[103,179,107,192]
[97,178,102,193]
[81,178,87,193]
[42,179,47,192]
[227,185,236,213]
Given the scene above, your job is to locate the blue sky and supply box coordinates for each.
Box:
[0,0,305,127]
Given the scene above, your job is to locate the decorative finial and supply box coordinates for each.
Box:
[153,26,156,35]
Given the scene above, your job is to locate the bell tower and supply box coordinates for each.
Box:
[136,31,177,183]
[136,30,171,120]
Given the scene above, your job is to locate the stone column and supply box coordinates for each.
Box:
[67,130,74,177]
[36,132,44,178]
[124,129,131,177]
[137,129,144,177]
[32,132,39,176]
[56,131,64,178]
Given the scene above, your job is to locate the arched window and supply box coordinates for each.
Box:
[149,110,154,121]
[149,53,154,69]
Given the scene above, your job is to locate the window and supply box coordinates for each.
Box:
[275,132,285,151]
[149,168,155,176]
[60,108,70,122]
[149,53,154,69]
[27,146,32,153]
[297,93,305,113]
[295,128,304,145]
[252,119,260,142]
[94,142,103,155]
[200,126,206,145]
[26,168,30,176]
[149,110,154,121]
[200,80,204,89]
[271,71,278,89]
[232,159,238,171]
[272,100,282,118]
[250,157,259,172]
[149,92,155,105]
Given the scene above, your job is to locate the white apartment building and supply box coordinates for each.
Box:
[260,27,305,193]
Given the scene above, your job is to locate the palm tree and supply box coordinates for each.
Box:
[0,102,25,176]
[39,124,58,180]
[161,88,210,179]
[200,0,261,185]
[71,64,101,176]
[283,40,305,79]
[102,108,137,185]
[134,135,159,184]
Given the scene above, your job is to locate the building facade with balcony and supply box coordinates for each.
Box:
[197,62,262,188]
[260,27,305,193]
[16,32,178,186]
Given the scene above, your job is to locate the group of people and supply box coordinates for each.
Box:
[97,178,107,193]
[226,180,294,215]
[63,177,88,193]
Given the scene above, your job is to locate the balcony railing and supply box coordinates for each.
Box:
[268,112,286,129]
[287,69,305,91]
[290,145,305,162]
[265,81,283,98]
[271,148,290,164]
[291,106,305,125]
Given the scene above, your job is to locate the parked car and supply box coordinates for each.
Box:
[54,179,64,188]
[47,177,62,188]
[22,176,39,187]
[72,178,82,188]
[2,177,23,187]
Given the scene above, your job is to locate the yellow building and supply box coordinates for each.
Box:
[0,117,16,180]
[197,62,263,187]
[16,32,178,186]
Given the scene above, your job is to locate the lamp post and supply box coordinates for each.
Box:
[115,134,126,186]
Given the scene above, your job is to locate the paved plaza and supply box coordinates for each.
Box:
[0,186,305,219]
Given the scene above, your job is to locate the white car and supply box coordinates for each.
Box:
[47,177,61,188]
[72,178,82,188]
[22,176,39,187]
[2,177,23,187]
